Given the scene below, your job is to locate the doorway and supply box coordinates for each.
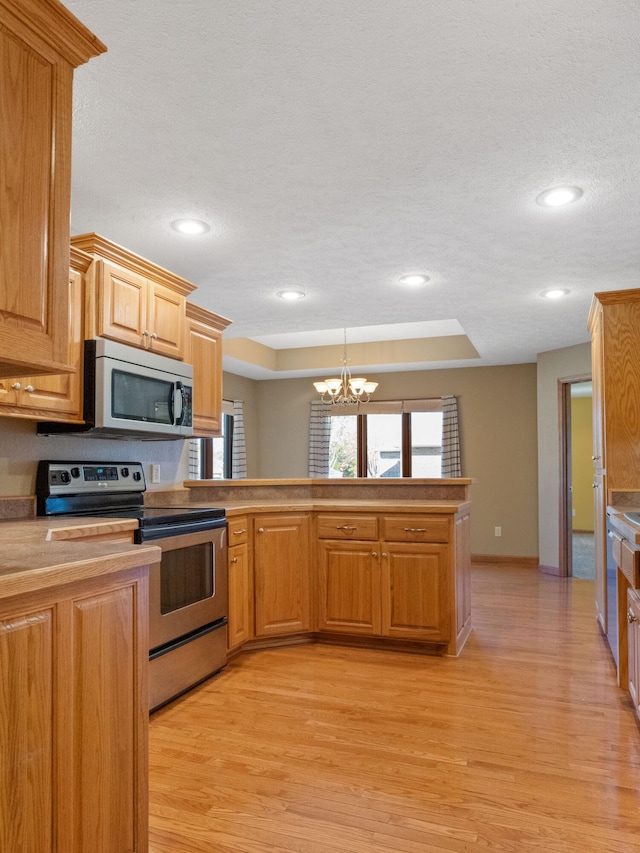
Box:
[559,377,595,578]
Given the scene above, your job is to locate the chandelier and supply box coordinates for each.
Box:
[313,330,378,405]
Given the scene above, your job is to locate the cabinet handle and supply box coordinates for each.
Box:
[403,527,427,533]
[628,610,638,624]
[25,385,34,393]
[142,329,150,337]
[382,552,388,558]
[258,527,264,533]
[10,382,21,390]
[151,332,158,340]
[231,557,238,564]
[336,525,357,531]
[372,551,378,558]
[232,529,247,535]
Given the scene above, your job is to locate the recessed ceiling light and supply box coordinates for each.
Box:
[171,218,211,235]
[541,288,570,299]
[277,290,305,301]
[536,186,583,207]
[399,273,430,286]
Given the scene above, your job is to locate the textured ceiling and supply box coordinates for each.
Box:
[64,0,640,378]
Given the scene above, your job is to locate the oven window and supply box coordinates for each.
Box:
[160,543,214,614]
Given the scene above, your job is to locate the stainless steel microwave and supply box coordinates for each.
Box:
[38,338,194,440]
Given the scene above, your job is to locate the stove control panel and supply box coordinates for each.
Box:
[37,461,146,495]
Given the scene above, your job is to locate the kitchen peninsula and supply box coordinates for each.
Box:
[152,477,473,659]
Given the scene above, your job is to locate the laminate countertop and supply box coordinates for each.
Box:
[181,498,471,516]
[0,516,160,601]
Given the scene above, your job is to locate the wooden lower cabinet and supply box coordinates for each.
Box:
[254,514,311,637]
[317,512,471,654]
[628,589,640,720]
[227,516,252,651]
[0,566,149,853]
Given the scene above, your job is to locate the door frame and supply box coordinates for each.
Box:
[558,373,592,578]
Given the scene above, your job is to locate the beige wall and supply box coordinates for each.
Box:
[221,371,261,479]
[243,363,539,557]
[571,395,594,531]
[537,342,591,570]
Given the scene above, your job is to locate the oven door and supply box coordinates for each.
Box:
[148,525,227,651]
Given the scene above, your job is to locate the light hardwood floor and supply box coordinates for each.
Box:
[148,565,640,852]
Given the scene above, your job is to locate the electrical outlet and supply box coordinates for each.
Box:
[494,526,502,537]
[151,464,160,484]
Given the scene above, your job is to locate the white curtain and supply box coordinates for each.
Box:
[231,400,247,479]
[308,400,331,477]
[187,438,201,479]
[441,395,461,477]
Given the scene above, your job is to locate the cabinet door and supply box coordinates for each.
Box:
[628,590,640,719]
[146,281,185,359]
[381,542,450,642]
[16,269,84,419]
[317,540,381,635]
[254,514,311,636]
[187,318,223,435]
[590,305,605,470]
[63,581,147,853]
[97,259,148,347]
[0,606,55,853]
[228,541,251,650]
[0,4,103,378]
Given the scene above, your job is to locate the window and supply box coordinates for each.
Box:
[191,403,234,479]
[327,401,444,478]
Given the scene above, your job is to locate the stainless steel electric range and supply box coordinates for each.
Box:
[37,460,228,711]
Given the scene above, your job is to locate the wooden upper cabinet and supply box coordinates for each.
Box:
[0,0,106,378]
[71,233,198,359]
[589,290,640,490]
[185,302,232,436]
[0,247,90,421]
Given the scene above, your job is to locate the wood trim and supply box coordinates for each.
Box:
[185,300,231,332]
[71,233,197,296]
[558,379,571,578]
[471,554,539,567]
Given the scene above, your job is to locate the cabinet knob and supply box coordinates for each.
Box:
[25,385,34,393]
[142,330,150,337]
[258,527,264,533]
[592,455,601,461]
[231,557,238,564]
[372,551,378,558]
[382,551,388,558]
[151,332,158,340]
[10,382,20,390]
[628,610,637,624]
[592,482,600,489]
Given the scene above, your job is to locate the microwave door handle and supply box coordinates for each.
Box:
[173,381,184,425]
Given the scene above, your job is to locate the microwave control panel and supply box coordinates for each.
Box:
[37,460,146,495]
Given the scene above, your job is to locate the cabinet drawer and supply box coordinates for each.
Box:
[228,516,249,545]
[621,538,640,588]
[317,515,378,540]
[382,515,450,543]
